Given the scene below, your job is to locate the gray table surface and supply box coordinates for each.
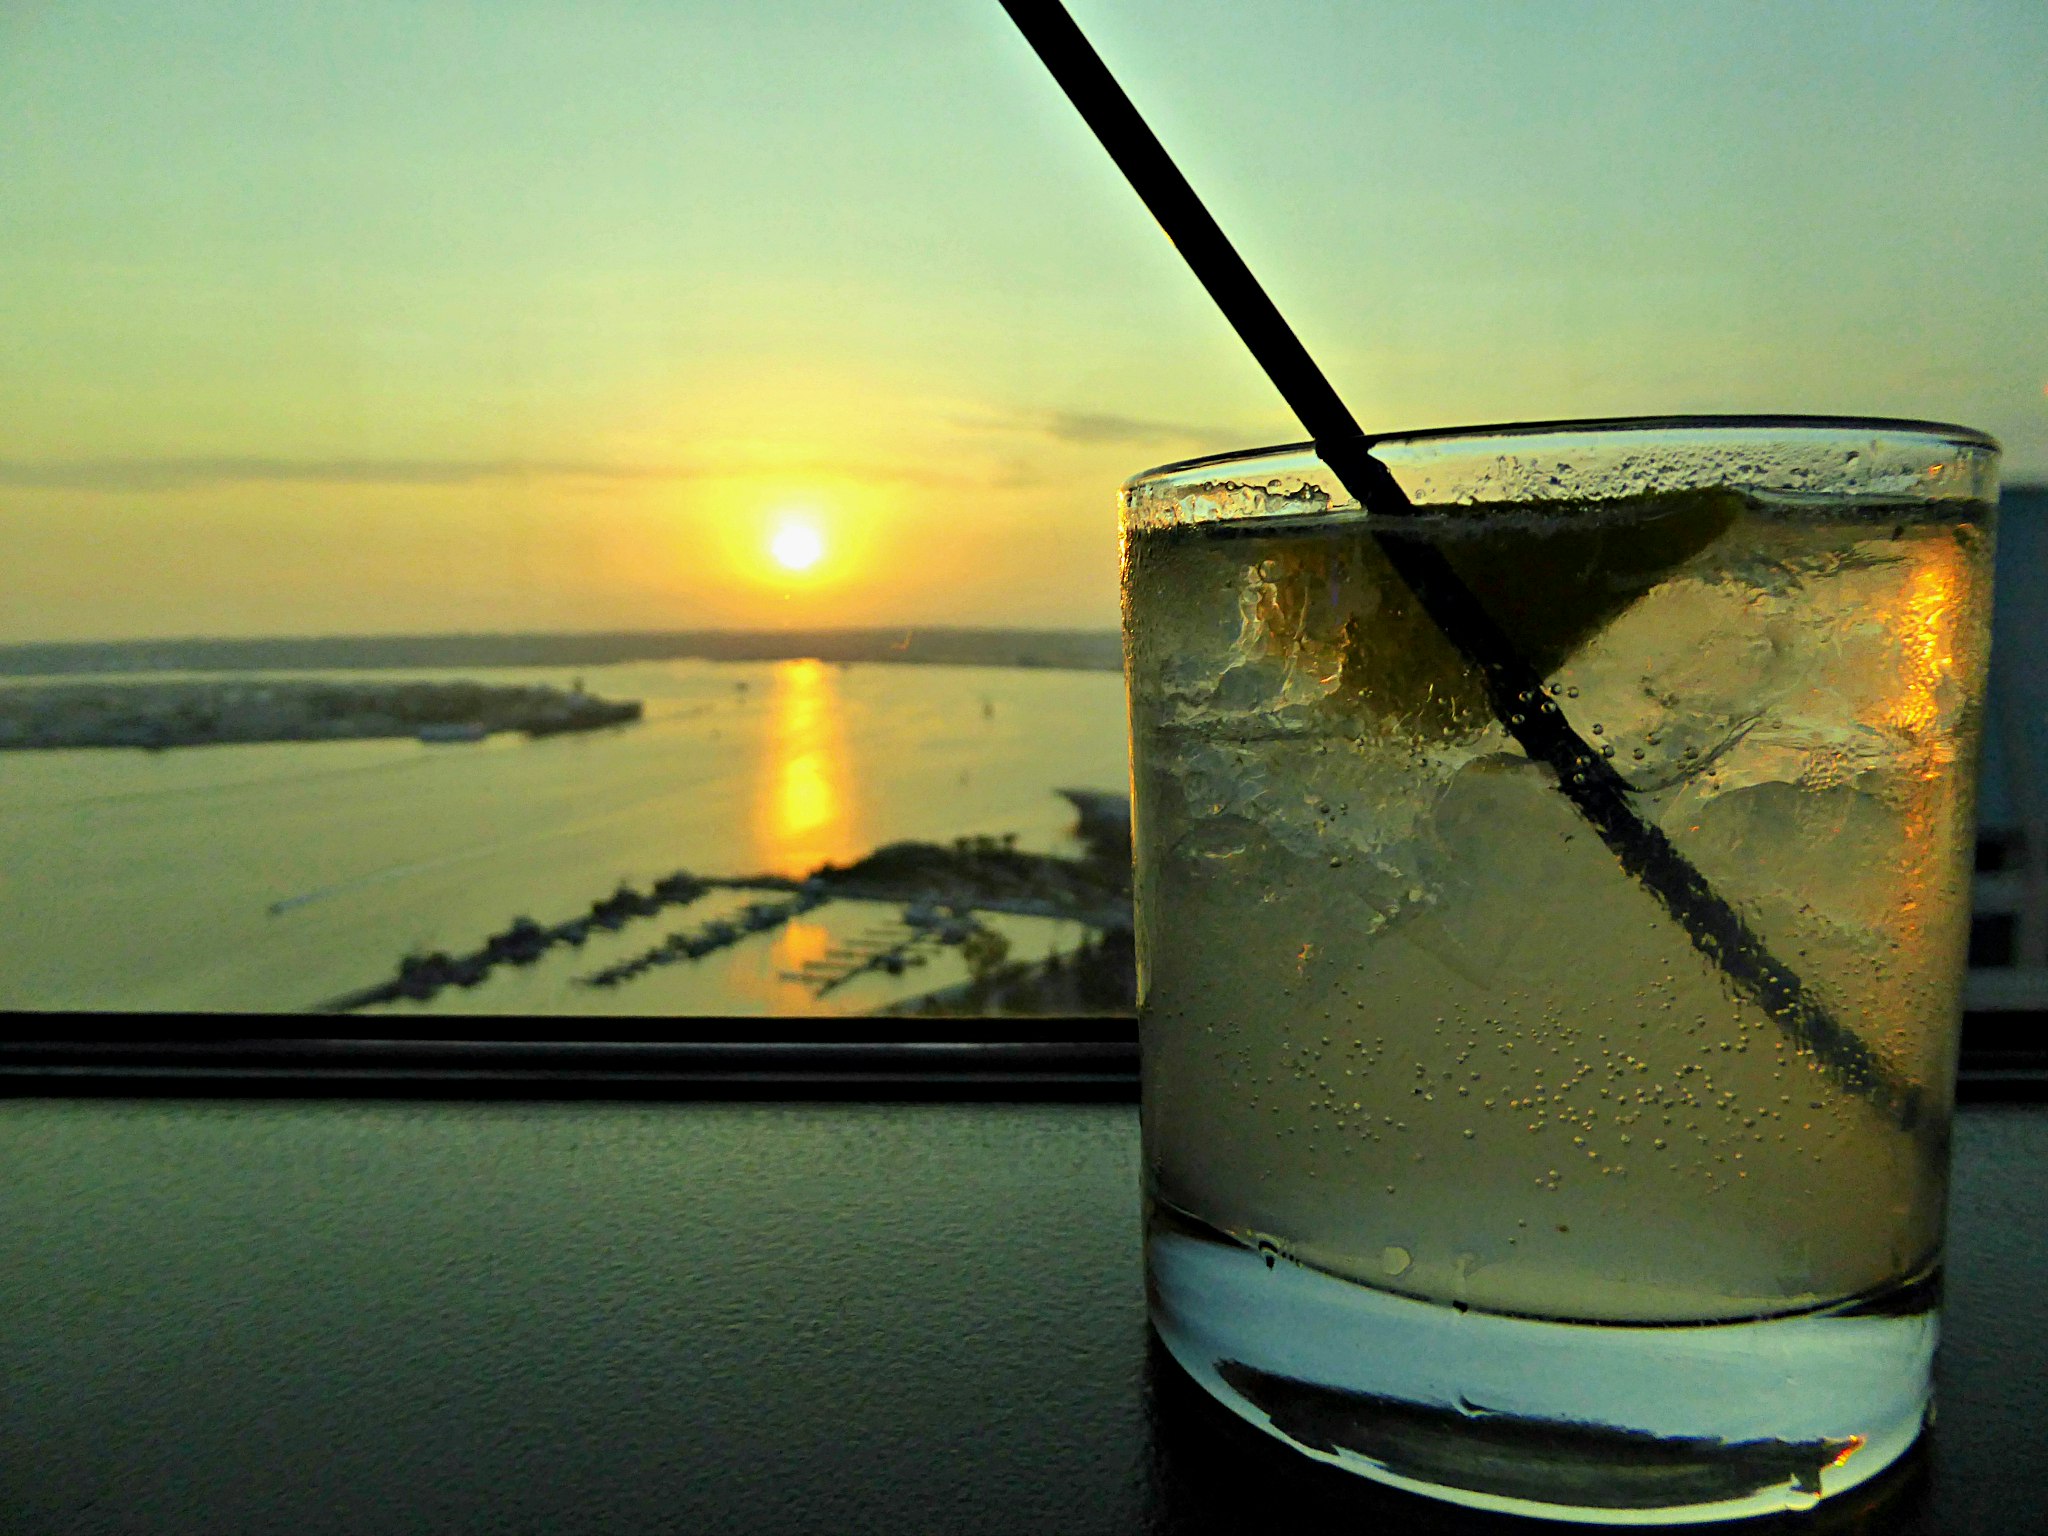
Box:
[2,1097,2042,1534]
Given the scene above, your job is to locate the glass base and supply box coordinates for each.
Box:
[1148,1221,1935,1525]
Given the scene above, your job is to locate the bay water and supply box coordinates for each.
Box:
[2,659,1129,1016]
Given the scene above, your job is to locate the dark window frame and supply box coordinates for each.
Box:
[3,1013,2041,1102]
[0,1018,1139,1099]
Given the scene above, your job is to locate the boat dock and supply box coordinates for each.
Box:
[308,822,1135,1014]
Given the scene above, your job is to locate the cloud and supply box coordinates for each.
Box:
[0,452,978,495]
[1038,409,1244,448]
[0,456,676,493]
[943,405,1263,452]
[0,414,1268,498]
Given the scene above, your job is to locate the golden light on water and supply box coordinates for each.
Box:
[771,917,832,976]
[781,750,834,837]
[727,912,836,1011]
[757,658,858,875]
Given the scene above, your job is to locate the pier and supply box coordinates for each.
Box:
[781,905,998,998]
[311,872,712,1012]
[310,819,1133,1014]
[580,892,829,989]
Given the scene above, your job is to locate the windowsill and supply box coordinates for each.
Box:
[1,1092,2041,1532]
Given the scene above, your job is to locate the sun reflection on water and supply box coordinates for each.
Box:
[772,917,832,974]
[756,658,859,876]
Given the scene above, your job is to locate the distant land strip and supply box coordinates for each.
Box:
[0,627,1124,677]
[0,679,641,751]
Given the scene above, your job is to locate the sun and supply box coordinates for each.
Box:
[768,517,826,574]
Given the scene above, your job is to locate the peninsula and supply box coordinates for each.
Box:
[0,679,640,751]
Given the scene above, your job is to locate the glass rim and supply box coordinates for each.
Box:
[1124,412,2001,489]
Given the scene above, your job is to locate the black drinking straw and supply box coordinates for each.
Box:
[998,0,1918,1129]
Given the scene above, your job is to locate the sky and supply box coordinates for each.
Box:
[2,0,2043,641]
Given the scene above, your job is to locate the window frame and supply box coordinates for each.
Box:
[2,1014,2041,1101]
[0,1018,1141,1098]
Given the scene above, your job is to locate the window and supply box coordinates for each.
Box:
[2,3,2042,1052]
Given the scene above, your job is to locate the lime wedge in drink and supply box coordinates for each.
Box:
[1330,487,1745,732]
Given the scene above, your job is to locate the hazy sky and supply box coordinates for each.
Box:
[3,0,2043,640]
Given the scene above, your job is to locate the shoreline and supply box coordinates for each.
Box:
[0,679,641,751]
[0,626,1123,679]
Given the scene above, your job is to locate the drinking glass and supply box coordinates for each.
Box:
[1123,416,1999,1523]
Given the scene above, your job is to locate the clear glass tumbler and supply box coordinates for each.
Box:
[1123,417,1999,1523]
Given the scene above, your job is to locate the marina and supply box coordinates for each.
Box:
[314,811,1134,1014]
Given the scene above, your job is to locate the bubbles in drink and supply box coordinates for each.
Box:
[1129,488,1992,1323]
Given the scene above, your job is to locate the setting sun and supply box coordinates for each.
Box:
[769,518,826,574]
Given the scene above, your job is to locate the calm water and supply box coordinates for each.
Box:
[1,659,1130,1014]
